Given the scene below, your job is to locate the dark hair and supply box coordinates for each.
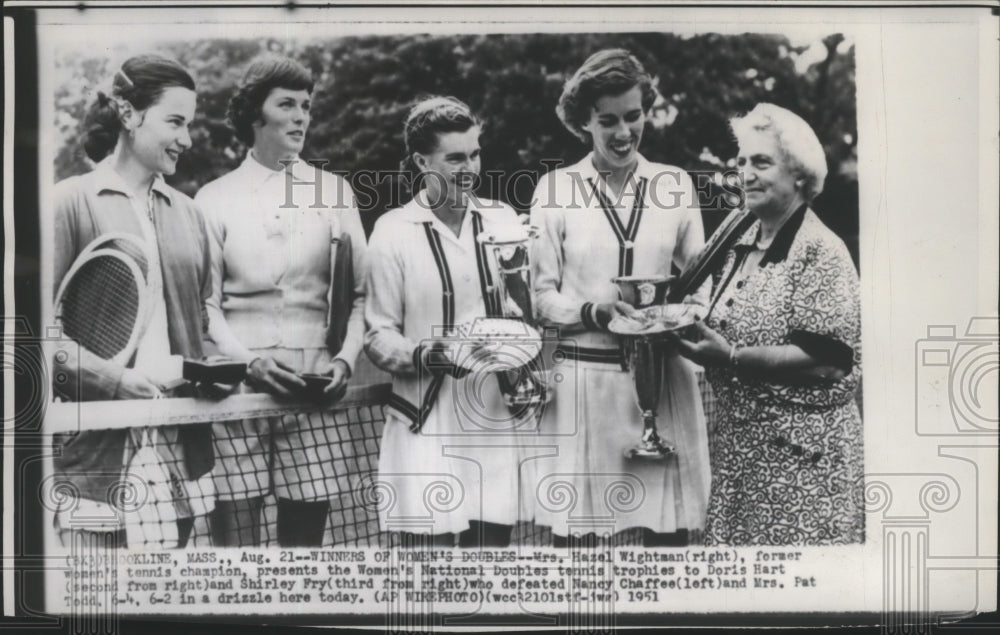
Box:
[556,48,658,143]
[227,55,314,146]
[400,95,481,177]
[81,54,196,162]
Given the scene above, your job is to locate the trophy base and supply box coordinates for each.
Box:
[500,371,551,409]
[503,393,547,408]
[624,439,675,460]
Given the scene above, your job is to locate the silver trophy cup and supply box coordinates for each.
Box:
[477,225,546,408]
[611,275,676,459]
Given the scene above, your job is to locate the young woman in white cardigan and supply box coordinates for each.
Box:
[195,56,367,547]
[529,49,711,547]
[365,96,532,548]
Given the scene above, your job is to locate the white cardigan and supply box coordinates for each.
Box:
[531,152,710,347]
[195,155,367,371]
[364,192,521,430]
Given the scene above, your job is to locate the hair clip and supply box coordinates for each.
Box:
[116,68,135,89]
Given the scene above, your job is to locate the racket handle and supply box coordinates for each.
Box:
[183,358,248,384]
[158,377,189,393]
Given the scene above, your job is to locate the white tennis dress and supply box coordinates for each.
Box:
[528,153,711,537]
[365,192,537,535]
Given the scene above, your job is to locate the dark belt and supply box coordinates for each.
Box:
[555,344,625,368]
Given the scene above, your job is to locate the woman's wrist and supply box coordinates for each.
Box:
[416,342,449,374]
[727,345,751,379]
[580,302,601,330]
[589,302,615,331]
[330,358,352,378]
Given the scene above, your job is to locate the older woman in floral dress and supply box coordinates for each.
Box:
[672,103,863,546]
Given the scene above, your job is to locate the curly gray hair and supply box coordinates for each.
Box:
[730,103,828,202]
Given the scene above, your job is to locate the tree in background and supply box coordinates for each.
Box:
[53,32,858,263]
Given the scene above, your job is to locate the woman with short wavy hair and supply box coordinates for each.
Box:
[195,55,368,547]
[364,96,531,548]
[530,49,711,547]
[672,103,864,546]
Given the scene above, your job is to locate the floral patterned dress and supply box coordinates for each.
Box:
[704,205,864,546]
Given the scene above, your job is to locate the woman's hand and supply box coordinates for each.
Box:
[594,301,640,329]
[323,359,351,401]
[669,320,732,368]
[420,340,496,378]
[420,341,465,378]
[115,369,163,399]
[247,356,307,397]
[673,326,851,384]
[458,340,500,374]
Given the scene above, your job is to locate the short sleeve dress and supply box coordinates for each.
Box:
[703,204,864,546]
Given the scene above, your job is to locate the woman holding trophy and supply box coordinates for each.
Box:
[671,104,863,546]
[364,96,536,547]
[529,49,711,546]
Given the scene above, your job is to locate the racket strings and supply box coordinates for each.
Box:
[61,256,142,359]
[100,237,152,279]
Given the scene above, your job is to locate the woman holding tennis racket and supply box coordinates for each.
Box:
[194,56,368,548]
[364,96,532,548]
[529,49,711,547]
[51,54,215,549]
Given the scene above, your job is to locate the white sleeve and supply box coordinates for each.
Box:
[194,186,257,364]
[363,220,422,376]
[331,180,368,374]
[530,175,593,332]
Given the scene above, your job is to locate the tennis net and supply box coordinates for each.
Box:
[44,374,718,550]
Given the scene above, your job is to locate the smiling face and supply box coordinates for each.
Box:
[253,87,311,158]
[582,85,646,174]
[736,129,802,218]
[124,86,196,176]
[414,125,482,205]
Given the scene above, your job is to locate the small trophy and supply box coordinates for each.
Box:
[476,224,546,409]
[610,275,675,460]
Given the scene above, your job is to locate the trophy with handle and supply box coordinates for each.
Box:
[610,275,675,459]
[476,223,547,410]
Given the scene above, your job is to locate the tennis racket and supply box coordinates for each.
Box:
[54,232,158,365]
[667,206,755,303]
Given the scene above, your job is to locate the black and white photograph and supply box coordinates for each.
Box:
[2,2,997,631]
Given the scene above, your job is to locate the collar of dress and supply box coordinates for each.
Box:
[573,151,655,189]
[238,152,319,184]
[733,202,809,266]
[91,157,173,204]
[397,189,489,225]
